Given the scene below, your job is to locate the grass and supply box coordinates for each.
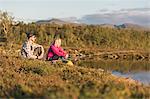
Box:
[0,48,150,98]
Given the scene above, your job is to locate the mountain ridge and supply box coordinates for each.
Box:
[36,18,150,30]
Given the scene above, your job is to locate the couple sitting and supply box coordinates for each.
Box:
[21,33,69,64]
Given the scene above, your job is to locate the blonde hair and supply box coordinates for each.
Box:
[54,38,61,47]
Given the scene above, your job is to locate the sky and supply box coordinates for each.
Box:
[0,0,150,26]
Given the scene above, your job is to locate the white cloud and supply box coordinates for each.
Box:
[80,8,150,26]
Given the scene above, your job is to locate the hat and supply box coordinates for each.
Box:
[26,32,35,39]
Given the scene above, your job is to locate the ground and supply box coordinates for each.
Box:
[0,46,149,98]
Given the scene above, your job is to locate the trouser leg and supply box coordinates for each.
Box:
[33,47,45,59]
[52,55,60,60]
[33,47,42,56]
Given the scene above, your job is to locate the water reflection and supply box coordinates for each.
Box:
[112,71,150,85]
[77,60,150,85]
[77,60,150,72]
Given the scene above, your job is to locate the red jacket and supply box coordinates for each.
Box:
[47,44,67,59]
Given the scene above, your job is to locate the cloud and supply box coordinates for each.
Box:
[80,8,150,27]
[120,8,150,12]
[99,9,109,12]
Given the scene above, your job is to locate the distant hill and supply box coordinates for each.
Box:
[36,18,69,25]
[36,18,149,31]
[36,18,81,25]
[114,23,150,30]
[98,23,150,30]
[99,24,115,28]
[60,17,80,24]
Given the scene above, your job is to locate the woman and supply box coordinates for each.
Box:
[21,33,44,59]
[47,38,69,63]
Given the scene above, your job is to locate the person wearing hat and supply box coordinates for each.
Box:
[21,33,44,59]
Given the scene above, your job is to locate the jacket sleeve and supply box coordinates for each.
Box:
[59,47,67,54]
[51,45,66,57]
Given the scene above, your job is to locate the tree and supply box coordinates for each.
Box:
[0,11,14,38]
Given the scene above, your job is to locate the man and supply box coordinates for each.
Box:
[21,33,44,59]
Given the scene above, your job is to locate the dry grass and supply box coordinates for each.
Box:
[0,48,150,98]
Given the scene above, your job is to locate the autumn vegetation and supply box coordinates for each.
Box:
[0,11,150,98]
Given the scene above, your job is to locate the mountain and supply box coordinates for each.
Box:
[96,23,149,30]
[36,18,69,25]
[114,23,150,30]
[99,24,115,28]
[36,18,149,30]
[36,18,81,25]
[60,17,80,24]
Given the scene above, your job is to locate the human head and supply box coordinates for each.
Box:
[27,33,36,42]
[54,38,61,47]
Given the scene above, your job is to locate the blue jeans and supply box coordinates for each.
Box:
[49,55,68,63]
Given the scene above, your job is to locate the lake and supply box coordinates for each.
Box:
[112,71,150,85]
[76,59,150,85]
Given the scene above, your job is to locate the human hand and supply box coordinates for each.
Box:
[65,54,69,59]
